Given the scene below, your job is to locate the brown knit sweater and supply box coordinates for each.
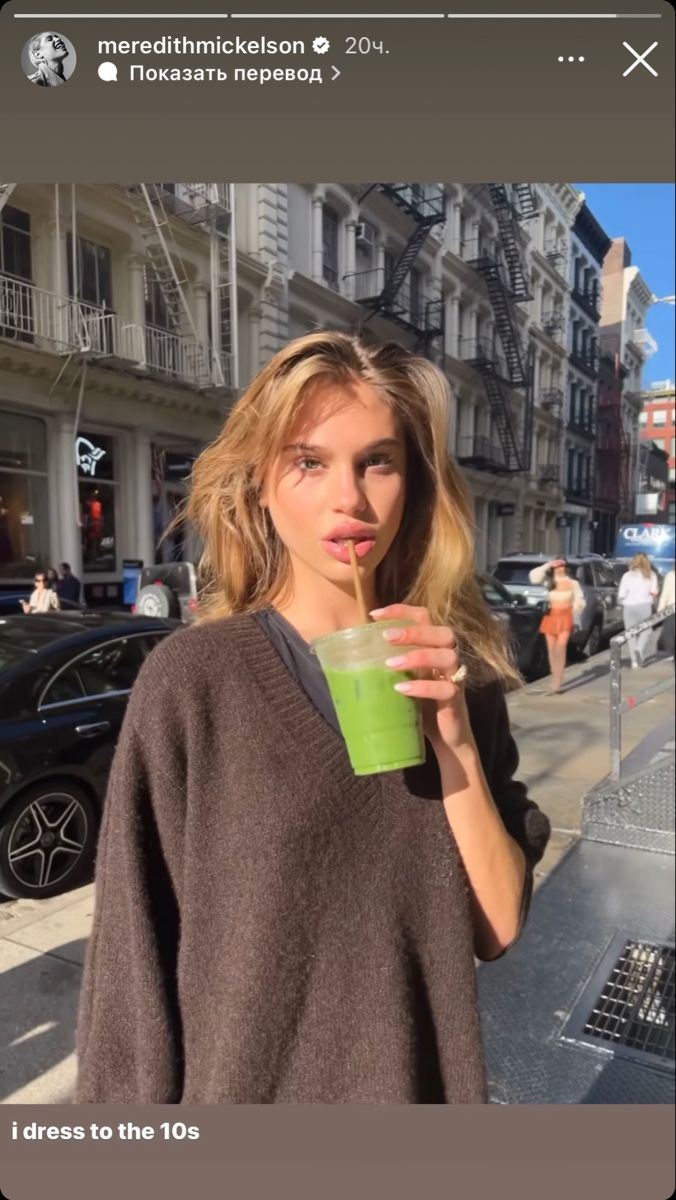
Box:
[76,614,550,1104]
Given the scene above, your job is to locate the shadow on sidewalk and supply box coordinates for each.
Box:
[0,937,85,1102]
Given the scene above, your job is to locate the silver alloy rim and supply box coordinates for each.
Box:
[7,793,88,890]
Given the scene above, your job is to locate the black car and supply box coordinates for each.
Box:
[0,592,84,616]
[479,574,548,679]
[0,611,180,900]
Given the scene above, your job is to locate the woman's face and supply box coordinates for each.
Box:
[261,380,407,593]
[35,33,68,65]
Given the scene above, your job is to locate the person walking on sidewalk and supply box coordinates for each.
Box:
[20,571,60,614]
[56,561,81,605]
[657,567,675,661]
[618,553,660,668]
[528,558,585,695]
[76,331,550,1105]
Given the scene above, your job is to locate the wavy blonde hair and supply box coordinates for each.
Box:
[180,330,520,686]
[630,553,653,577]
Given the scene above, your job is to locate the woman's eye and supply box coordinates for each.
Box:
[298,457,323,471]
[364,454,393,469]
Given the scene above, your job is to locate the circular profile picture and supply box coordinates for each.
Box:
[21,31,77,88]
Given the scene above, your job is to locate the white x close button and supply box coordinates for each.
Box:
[622,41,659,78]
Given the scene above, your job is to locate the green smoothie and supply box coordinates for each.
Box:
[323,663,425,775]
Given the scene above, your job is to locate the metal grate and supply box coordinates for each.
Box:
[563,937,675,1071]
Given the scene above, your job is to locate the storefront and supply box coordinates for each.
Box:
[0,409,50,583]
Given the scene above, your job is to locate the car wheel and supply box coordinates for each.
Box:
[585,621,602,657]
[136,582,178,619]
[0,783,98,900]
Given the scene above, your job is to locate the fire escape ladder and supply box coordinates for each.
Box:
[514,183,539,220]
[487,183,532,302]
[0,184,17,216]
[478,367,523,474]
[124,183,210,387]
[380,223,434,308]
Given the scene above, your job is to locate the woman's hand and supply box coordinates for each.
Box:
[370,603,476,758]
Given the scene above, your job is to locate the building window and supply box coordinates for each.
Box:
[652,438,666,451]
[652,408,668,426]
[0,411,48,581]
[409,266,422,326]
[76,431,118,574]
[0,206,32,282]
[322,206,339,290]
[638,411,648,425]
[66,234,113,309]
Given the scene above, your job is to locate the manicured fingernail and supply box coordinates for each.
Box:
[385,655,407,668]
[369,608,386,617]
[382,628,402,641]
[394,682,413,693]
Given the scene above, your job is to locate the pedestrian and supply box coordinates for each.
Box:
[617,553,660,668]
[45,566,59,591]
[528,558,585,695]
[76,331,551,1105]
[657,567,675,661]
[20,571,60,614]
[56,561,81,606]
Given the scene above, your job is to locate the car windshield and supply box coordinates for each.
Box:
[495,561,580,584]
[494,563,545,585]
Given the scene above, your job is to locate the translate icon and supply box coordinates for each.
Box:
[97,61,118,82]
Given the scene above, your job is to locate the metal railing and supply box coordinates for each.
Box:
[0,271,216,390]
[609,606,675,781]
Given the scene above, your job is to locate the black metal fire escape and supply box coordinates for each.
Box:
[462,183,537,474]
[347,184,446,361]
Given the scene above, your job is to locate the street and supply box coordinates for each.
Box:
[0,646,673,1105]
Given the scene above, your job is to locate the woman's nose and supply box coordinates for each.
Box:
[331,469,366,513]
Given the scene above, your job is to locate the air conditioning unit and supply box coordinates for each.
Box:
[355,222,376,253]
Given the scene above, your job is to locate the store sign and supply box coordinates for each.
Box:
[75,436,107,477]
[497,503,515,517]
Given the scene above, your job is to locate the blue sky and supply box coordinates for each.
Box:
[575,183,675,386]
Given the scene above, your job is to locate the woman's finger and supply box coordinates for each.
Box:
[380,623,457,649]
[393,678,462,701]
[369,603,429,624]
[385,647,459,674]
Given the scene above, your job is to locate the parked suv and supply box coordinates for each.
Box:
[133,561,198,623]
[493,553,623,656]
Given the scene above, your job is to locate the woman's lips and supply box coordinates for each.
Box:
[321,537,376,564]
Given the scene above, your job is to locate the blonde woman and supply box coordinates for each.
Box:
[618,553,660,668]
[76,332,550,1105]
[528,558,585,694]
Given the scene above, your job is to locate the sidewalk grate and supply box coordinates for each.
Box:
[561,933,674,1072]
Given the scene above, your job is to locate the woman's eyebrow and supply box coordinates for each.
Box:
[282,437,401,454]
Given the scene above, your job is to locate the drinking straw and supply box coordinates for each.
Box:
[347,539,369,626]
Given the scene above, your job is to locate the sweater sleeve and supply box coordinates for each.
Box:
[618,573,629,603]
[76,649,186,1103]
[528,564,548,585]
[476,683,551,963]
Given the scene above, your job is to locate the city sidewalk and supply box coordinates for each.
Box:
[0,648,673,1104]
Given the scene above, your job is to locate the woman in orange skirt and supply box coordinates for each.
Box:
[529,559,586,694]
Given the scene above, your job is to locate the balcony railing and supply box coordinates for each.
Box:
[543,237,567,265]
[457,336,511,382]
[456,434,508,472]
[344,267,444,335]
[540,387,564,412]
[540,310,565,339]
[565,483,594,504]
[571,284,601,322]
[568,414,596,439]
[537,462,560,484]
[0,272,220,391]
[570,346,599,377]
[380,183,446,223]
[151,182,231,224]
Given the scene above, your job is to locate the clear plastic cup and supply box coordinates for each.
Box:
[311,619,425,775]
